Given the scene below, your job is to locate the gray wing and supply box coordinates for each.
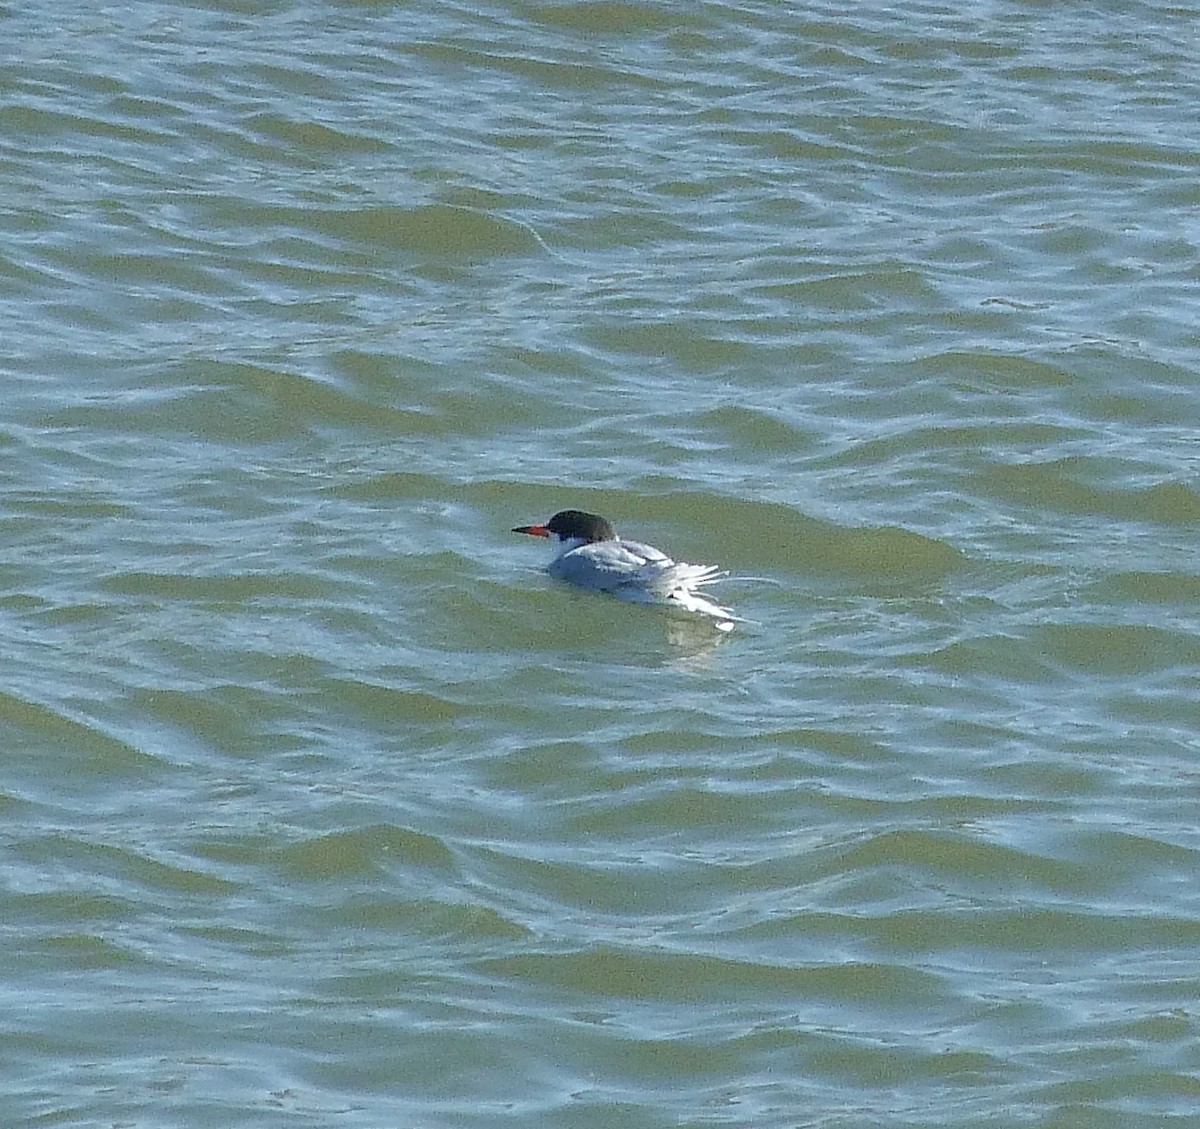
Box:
[547,540,664,592]
[550,539,720,596]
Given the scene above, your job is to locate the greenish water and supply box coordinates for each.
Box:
[3,2,1199,1126]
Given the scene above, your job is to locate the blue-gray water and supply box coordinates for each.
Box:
[3,2,1199,1126]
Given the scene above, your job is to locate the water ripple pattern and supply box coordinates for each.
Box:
[2,2,1198,1127]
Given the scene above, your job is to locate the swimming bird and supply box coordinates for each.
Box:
[512,509,741,630]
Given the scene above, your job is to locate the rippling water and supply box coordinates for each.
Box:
[3,2,1199,1126]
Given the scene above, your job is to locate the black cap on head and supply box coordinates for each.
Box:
[544,510,615,542]
[513,510,617,543]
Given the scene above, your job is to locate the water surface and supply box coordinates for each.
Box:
[3,2,1199,1126]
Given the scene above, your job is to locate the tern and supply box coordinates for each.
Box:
[512,509,741,630]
